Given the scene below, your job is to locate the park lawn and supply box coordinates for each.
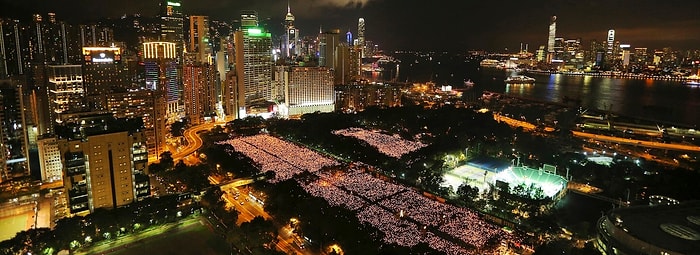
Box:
[112,221,229,255]
[0,214,29,241]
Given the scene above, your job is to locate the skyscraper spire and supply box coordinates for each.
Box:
[287,0,291,14]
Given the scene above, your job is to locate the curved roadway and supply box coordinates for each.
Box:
[149,122,223,164]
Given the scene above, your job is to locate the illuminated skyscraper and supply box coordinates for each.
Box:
[233,13,273,118]
[189,16,212,63]
[107,89,167,160]
[46,65,84,126]
[357,18,365,57]
[606,29,615,54]
[319,29,340,68]
[81,46,125,110]
[143,42,178,117]
[283,3,299,58]
[79,24,114,47]
[547,16,556,63]
[159,0,184,59]
[276,66,334,116]
[183,63,218,125]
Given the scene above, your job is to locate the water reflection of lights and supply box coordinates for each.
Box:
[505,83,533,95]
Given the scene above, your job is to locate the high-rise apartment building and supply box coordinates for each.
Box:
[0,79,30,182]
[79,24,114,47]
[319,29,341,69]
[189,16,211,63]
[37,136,62,182]
[59,114,149,215]
[106,90,167,161]
[183,63,218,124]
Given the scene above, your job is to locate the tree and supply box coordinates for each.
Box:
[160,151,174,170]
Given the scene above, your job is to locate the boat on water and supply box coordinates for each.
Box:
[505,75,536,84]
[464,79,475,87]
[685,80,700,86]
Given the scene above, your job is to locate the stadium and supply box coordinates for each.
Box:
[442,157,568,201]
[596,201,700,255]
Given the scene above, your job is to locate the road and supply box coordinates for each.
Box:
[571,131,700,152]
[494,113,700,152]
[149,121,225,164]
[221,187,311,255]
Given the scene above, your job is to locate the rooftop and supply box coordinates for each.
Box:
[607,201,700,254]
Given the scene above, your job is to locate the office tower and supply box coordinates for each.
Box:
[334,43,353,85]
[143,42,178,118]
[46,65,84,128]
[183,63,218,125]
[159,0,184,59]
[37,136,62,182]
[536,45,546,62]
[346,31,353,46]
[233,15,273,118]
[357,18,365,57]
[79,24,114,47]
[563,39,583,67]
[277,66,335,116]
[634,48,648,66]
[319,29,341,68]
[606,29,615,55]
[59,114,148,215]
[81,46,125,110]
[0,79,30,182]
[240,11,259,27]
[222,70,237,117]
[553,37,564,62]
[106,90,167,161]
[547,16,556,63]
[189,16,212,63]
[283,3,299,58]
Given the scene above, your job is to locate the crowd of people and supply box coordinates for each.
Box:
[217,133,517,254]
[318,167,409,202]
[333,128,427,158]
[218,134,339,183]
[298,178,367,211]
[379,191,507,249]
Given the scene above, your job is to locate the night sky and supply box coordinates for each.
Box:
[2,0,699,52]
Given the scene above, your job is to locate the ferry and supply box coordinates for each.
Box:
[505,75,536,84]
[684,80,700,86]
[464,79,475,87]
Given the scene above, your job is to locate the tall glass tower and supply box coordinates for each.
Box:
[547,16,556,63]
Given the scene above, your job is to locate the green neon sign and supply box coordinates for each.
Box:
[167,1,181,6]
[248,28,262,35]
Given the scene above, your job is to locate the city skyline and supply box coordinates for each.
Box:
[2,0,700,51]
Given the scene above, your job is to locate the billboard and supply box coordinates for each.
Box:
[82,47,121,64]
